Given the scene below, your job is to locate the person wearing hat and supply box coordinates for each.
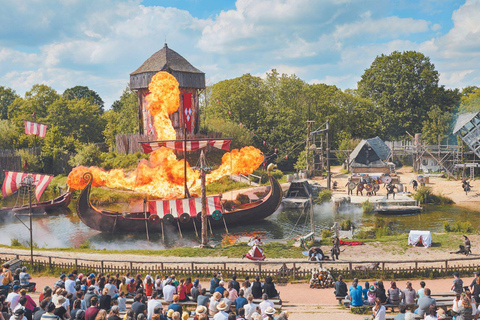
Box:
[366,285,376,305]
[212,301,229,320]
[7,285,22,311]
[165,309,174,320]
[194,306,207,320]
[65,275,76,295]
[264,307,275,320]
[54,296,67,320]
[451,271,464,294]
[11,307,27,320]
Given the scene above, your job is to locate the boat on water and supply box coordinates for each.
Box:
[76,171,283,234]
[0,192,72,217]
[374,205,422,215]
[282,179,320,209]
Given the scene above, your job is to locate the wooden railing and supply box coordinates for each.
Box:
[2,252,480,281]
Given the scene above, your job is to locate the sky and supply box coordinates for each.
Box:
[1,0,480,108]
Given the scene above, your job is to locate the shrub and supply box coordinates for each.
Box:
[413,186,454,205]
[100,152,148,170]
[340,219,353,231]
[354,228,375,240]
[443,221,451,232]
[374,217,386,229]
[315,190,332,204]
[253,169,283,184]
[79,240,91,249]
[362,200,373,214]
[351,306,372,315]
[271,169,284,180]
[375,226,390,238]
[443,221,474,233]
[11,238,21,247]
[68,143,102,167]
[321,229,332,240]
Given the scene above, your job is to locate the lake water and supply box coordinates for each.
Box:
[0,198,478,250]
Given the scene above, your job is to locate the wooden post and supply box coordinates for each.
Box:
[191,263,194,274]
[293,263,296,278]
[130,262,133,273]
[75,259,78,270]
[349,263,352,272]
[101,261,104,274]
[445,260,448,272]
[200,151,208,247]
[258,263,262,277]
[382,263,385,271]
[49,257,52,270]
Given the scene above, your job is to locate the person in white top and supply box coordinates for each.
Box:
[243,294,257,320]
[147,291,163,320]
[154,276,163,294]
[65,274,76,295]
[162,279,176,303]
[9,308,27,320]
[6,286,21,311]
[105,279,119,299]
[212,301,229,320]
[372,298,386,320]
[258,294,274,317]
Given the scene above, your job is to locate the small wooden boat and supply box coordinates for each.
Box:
[76,171,283,233]
[282,179,319,209]
[374,205,422,215]
[0,192,72,218]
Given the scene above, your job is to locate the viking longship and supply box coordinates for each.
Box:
[76,168,282,234]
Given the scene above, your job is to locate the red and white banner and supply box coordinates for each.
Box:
[142,139,231,154]
[24,120,47,138]
[148,196,222,219]
[2,171,53,201]
[183,93,193,133]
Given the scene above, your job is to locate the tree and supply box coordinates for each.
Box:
[0,120,18,149]
[421,106,453,145]
[63,86,104,113]
[459,87,480,113]
[205,117,253,149]
[358,51,441,139]
[0,86,19,120]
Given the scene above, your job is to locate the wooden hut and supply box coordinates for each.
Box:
[130,43,205,136]
[349,137,392,174]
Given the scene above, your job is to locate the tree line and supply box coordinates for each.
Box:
[0,50,479,173]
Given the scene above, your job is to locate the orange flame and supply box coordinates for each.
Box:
[67,71,264,199]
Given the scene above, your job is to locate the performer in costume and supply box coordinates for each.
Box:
[308,247,324,261]
[244,236,266,261]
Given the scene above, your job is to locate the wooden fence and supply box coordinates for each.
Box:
[2,252,480,281]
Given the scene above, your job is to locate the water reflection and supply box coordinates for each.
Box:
[0,199,478,250]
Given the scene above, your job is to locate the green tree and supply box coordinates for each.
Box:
[459,87,480,113]
[0,120,18,149]
[421,106,453,145]
[205,117,253,149]
[63,86,104,113]
[0,86,19,120]
[68,143,103,167]
[358,51,441,139]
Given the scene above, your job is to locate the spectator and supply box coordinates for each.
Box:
[124,310,134,320]
[19,268,35,293]
[34,300,49,320]
[162,280,175,303]
[167,295,182,315]
[470,271,479,290]
[415,288,436,317]
[463,290,476,318]
[375,281,387,304]
[1,265,13,293]
[453,293,462,313]
[19,290,35,313]
[230,276,240,293]
[11,309,26,320]
[144,278,153,298]
[226,283,237,302]
[84,297,99,320]
[208,292,222,317]
[153,276,162,297]
[456,297,473,320]
[84,288,96,309]
[55,276,66,289]
[212,302,228,320]
[214,282,226,297]
[372,298,385,320]
[451,272,464,294]
[146,292,162,320]
[130,294,146,319]
[417,281,426,299]
[106,307,120,320]
[65,275,76,296]
[348,279,363,307]
[362,282,370,301]
[235,291,248,314]
[54,296,69,320]
[176,281,187,303]
[190,282,200,302]
[184,278,193,297]
[116,293,126,313]
[262,277,277,299]
[210,274,220,295]
[220,291,232,312]
[94,310,107,320]
[196,289,209,308]
[243,295,256,320]
[15,297,32,320]
[193,306,207,320]
[105,280,118,300]
[250,278,262,300]
[99,289,111,312]
[402,282,416,305]
[127,280,136,297]
[472,277,480,306]
[7,286,22,311]
[118,280,128,297]
[240,282,251,298]
[70,300,82,320]
[258,294,273,318]
[40,303,57,320]
[236,308,246,320]
[393,305,407,320]
[387,281,402,305]
[264,307,275,320]
[39,287,52,304]
[334,275,347,300]
[367,286,376,305]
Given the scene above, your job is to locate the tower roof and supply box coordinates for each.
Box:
[130,43,204,76]
[453,111,480,134]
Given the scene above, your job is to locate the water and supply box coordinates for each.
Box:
[0,199,478,250]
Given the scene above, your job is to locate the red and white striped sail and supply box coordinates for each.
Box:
[142,139,231,154]
[24,120,47,138]
[148,196,222,219]
[2,171,53,201]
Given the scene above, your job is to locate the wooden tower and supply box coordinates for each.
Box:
[130,43,205,137]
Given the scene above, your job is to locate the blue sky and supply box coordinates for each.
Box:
[1,0,479,108]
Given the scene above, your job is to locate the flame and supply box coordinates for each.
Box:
[67,71,264,199]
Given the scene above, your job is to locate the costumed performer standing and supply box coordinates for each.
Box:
[243,236,266,261]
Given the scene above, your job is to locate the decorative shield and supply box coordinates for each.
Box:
[365,184,373,192]
[148,214,160,224]
[179,213,190,223]
[382,176,392,184]
[373,184,380,192]
[347,182,356,190]
[163,213,175,223]
[212,209,222,221]
[357,184,364,192]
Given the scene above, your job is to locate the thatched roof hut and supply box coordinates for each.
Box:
[349,137,391,174]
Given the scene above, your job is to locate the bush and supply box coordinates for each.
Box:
[68,143,102,167]
[361,200,373,214]
[79,240,91,249]
[100,152,148,170]
[351,306,372,315]
[443,221,474,233]
[413,186,454,205]
[315,190,332,204]
[11,238,21,247]
[321,229,332,240]
[374,217,386,229]
[340,219,353,231]
[252,169,283,184]
[271,169,283,180]
[375,226,390,238]
[353,228,375,240]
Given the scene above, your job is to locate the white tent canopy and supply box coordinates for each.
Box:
[408,230,432,248]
